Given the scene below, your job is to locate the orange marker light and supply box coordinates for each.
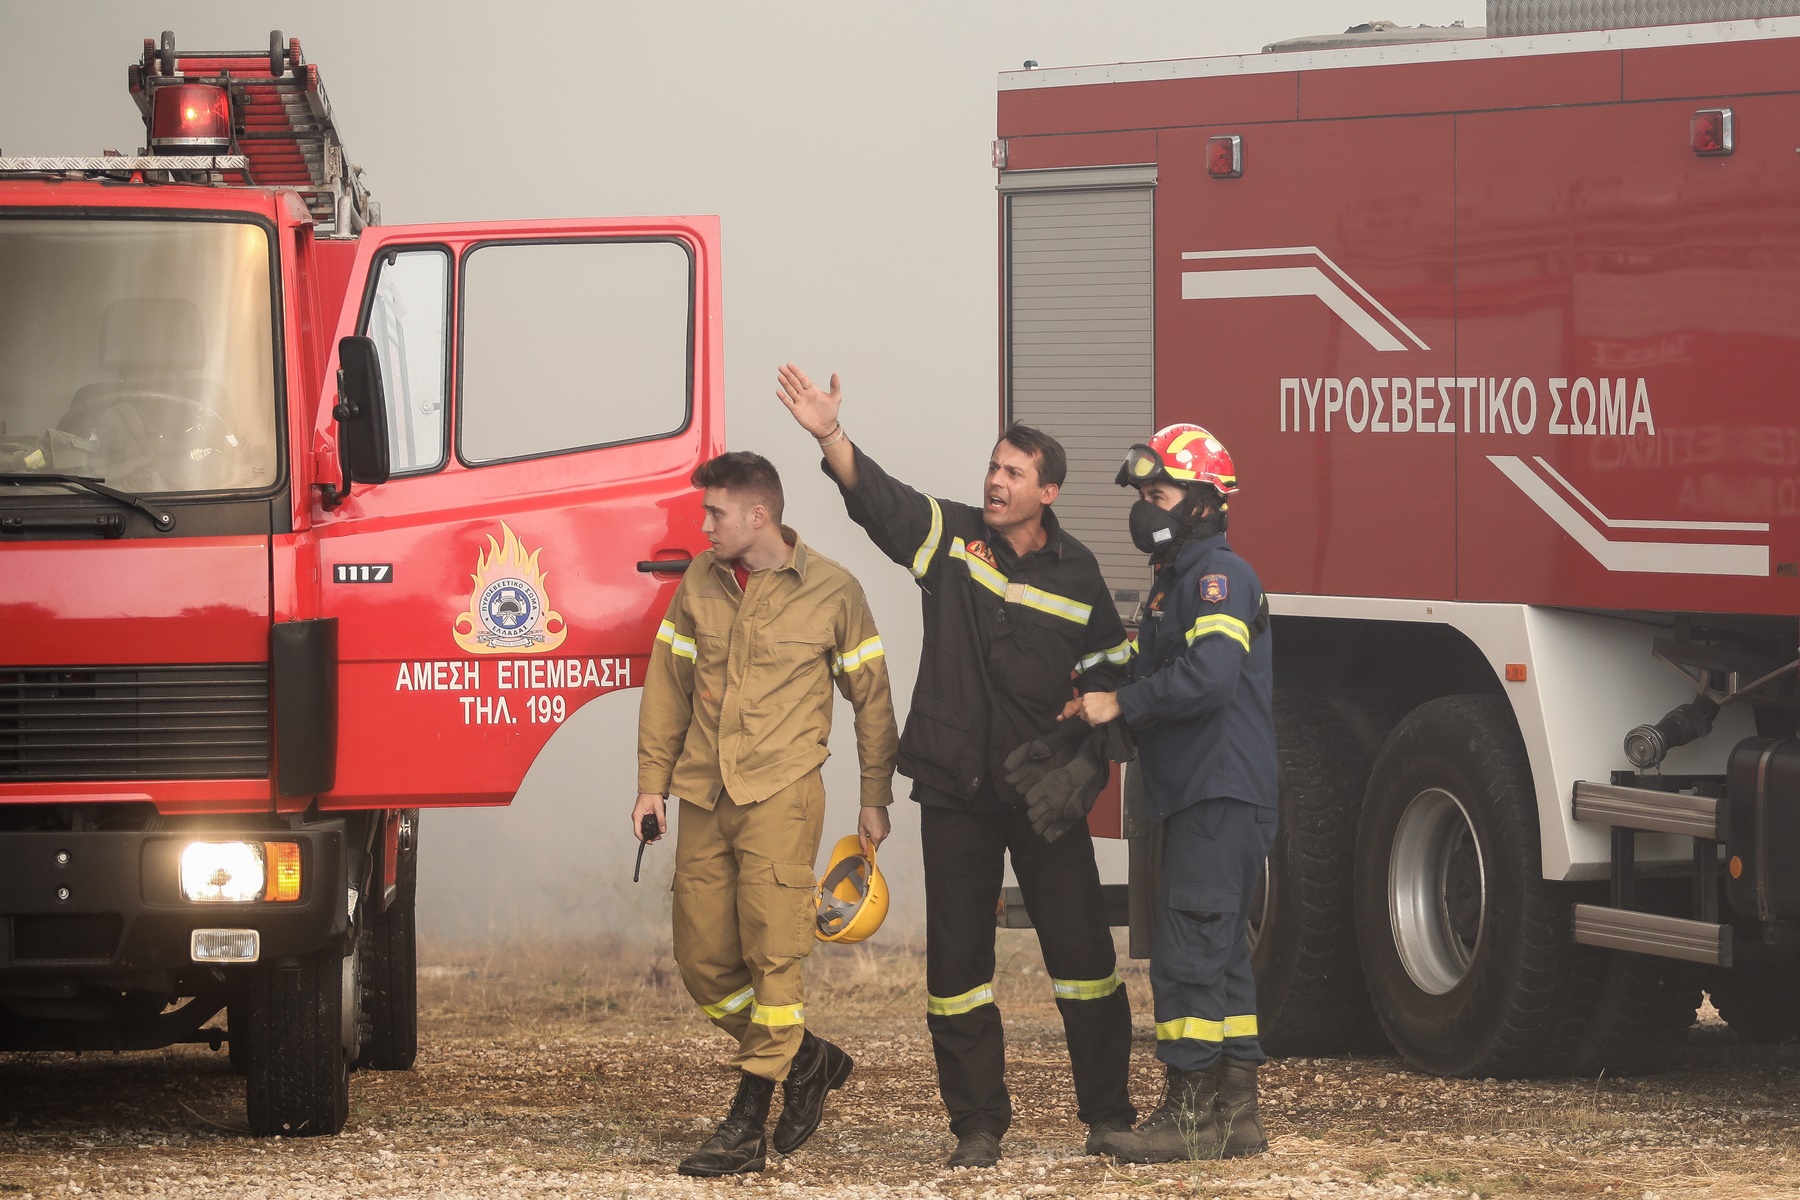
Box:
[1729,855,1743,880]
[1505,664,1527,682]
[263,842,302,902]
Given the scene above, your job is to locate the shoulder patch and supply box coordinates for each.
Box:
[1199,573,1228,604]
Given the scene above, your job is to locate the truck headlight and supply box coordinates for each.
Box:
[179,842,266,903]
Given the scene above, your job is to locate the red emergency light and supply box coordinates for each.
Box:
[150,83,232,153]
[1691,107,1733,157]
[1207,134,1243,178]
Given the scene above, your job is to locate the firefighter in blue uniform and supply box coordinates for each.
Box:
[1070,423,1279,1163]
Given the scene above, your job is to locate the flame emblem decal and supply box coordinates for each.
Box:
[453,522,568,654]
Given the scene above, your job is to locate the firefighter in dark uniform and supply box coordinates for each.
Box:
[776,364,1137,1168]
[1072,423,1279,1163]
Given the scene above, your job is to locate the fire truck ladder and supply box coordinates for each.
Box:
[125,30,376,237]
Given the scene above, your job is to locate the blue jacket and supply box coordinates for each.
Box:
[1116,533,1277,820]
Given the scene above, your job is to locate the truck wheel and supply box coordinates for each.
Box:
[226,998,249,1075]
[242,941,360,1136]
[360,811,419,1070]
[1355,695,1588,1078]
[1707,958,1800,1044]
[1251,695,1385,1056]
[1570,950,1700,1075]
[1327,688,1414,762]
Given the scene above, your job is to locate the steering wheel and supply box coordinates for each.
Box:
[71,389,239,486]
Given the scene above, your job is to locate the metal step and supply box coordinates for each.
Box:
[1571,902,1733,966]
[1571,780,1725,839]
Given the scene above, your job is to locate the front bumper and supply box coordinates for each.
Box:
[0,822,347,977]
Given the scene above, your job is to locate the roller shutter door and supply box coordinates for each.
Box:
[1004,185,1154,622]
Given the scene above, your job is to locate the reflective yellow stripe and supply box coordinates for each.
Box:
[944,540,1092,626]
[1075,638,1135,674]
[1185,613,1251,652]
[701,986,755,1020]
[926,982,995,1017]
[656,620,698,661]
[1156,1016,1222,1042]
[949,538,1009,598]
[1154,1014,1259,1042]
[1222,1014,1259,1038]
[750,1001,805,1027]
[1017,585,1092,626]
[1051,970,1121,1001]
[831,635,886,676]
[911,496,944,579]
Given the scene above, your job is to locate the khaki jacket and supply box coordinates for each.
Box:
[637,528,898,810]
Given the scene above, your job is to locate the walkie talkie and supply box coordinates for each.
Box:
[633,812,660,882]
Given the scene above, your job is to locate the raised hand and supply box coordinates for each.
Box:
[776,363,843,438]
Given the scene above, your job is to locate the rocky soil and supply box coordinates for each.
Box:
[2,933,1797,1199]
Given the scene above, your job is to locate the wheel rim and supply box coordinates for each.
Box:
[1246,858,1271,954]
[1388,786,1486,996]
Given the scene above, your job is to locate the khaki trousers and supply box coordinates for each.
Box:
[672,771,826,1081]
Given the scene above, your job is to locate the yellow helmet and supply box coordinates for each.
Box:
[815,835,889,944]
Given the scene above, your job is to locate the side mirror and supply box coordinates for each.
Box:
[319,335,392,509]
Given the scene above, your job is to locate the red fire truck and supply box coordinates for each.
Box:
[0,33,718,1133]
[998,6,1800,1077]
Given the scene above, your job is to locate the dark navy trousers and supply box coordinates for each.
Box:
[1151,796,1278,1071]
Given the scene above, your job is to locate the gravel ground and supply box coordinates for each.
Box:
[3,933,1798,1199]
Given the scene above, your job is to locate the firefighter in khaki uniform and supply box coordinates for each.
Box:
[632,452,898,1178]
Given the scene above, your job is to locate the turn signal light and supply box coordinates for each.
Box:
[1505,664,1527,682]
[1207,134,1243,178]
[1692,108,1733,157]
[264,841,302,902]
[151,83,231,153]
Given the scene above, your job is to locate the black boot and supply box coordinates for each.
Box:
[1082,1118,1134,1156]
[772,1031,855,1155]
[1091,1062,1223,1164]
[1216,1058,1268,1157]
[677,1071,775,1177]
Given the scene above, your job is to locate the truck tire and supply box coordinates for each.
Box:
[359,811,419,1070]
[1251,695,1385,1056]
[1355,695,1588,1078]
[1707,958,1800,1044]
[242,942,359,1136]
[1570,950,1701,1075]
[1327,688,1413,762]
[226,997,249,1075]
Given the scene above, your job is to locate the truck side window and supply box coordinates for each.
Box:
[458,239,691,465]
[364,248,450,475]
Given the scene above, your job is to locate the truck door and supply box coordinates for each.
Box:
[308,218,721,809]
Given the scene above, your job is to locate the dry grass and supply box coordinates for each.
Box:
[1,933,1797,1198]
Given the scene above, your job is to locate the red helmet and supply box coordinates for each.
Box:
[1115,424,1238,494]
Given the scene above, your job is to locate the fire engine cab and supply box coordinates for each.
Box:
[0,32,719,1134]
[1000,3,1800,1077]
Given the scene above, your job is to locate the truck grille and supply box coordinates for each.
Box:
[0,665,271,782]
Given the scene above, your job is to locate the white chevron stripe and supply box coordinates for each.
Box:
[1489,455,1768,577]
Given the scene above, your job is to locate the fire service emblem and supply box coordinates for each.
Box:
[453,523,568,654]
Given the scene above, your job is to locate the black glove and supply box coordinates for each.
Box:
[1095,716,1136,764]
[1024,728,1110,843]
[1002,719,1089,804]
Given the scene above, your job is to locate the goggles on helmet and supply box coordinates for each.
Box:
[1115,443,1173,489]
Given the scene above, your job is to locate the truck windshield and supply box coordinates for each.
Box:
[0,218,278,496]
